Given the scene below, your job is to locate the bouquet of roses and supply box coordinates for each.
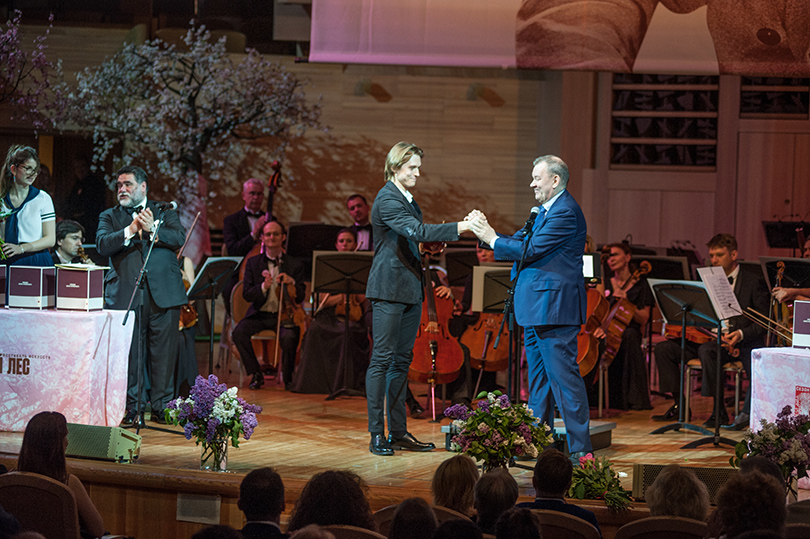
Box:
[569,453,633,512]
[444,391,553,471]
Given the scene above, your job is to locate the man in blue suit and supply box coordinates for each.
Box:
[469,155,591,460]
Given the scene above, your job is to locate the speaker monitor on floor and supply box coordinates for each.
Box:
[66,423,141,463]
[632,463,738,504]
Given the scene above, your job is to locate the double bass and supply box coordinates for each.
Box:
[408,244,465,387]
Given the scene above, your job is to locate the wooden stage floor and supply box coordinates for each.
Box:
[0,361,748,497]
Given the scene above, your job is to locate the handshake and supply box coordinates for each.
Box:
[462,209,496,245]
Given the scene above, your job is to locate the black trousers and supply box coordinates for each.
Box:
[232,311,300,384]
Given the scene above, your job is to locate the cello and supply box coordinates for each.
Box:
[600,260,652,369]
[461,312,510,373]
[409,243,465,419]
[576,287,609,376]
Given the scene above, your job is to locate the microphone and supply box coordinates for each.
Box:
[152,200,177,211]
[522,206,541,235]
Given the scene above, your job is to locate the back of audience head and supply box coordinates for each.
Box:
[191,524,242,539]
[431,455,479,516]
[287,470,376,532]
[645,464,709,521]
[739,456,785,486]
[431,518,482,539]
[238,467,285,523]
[494,508,541,539]
[716,471,786,539]
[289,524,336,539]
[16,411,69,483]
[474,468,519,534]
[389,497,437,539]
[532,448,572,497]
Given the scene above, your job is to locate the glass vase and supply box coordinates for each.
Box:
[200,438,228,472]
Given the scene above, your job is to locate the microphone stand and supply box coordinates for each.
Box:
[122,205,184,436]
[493,212,537,404]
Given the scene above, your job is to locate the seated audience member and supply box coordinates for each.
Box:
[291,229,370,394]
[474,468,519,535]
[739,456,785,486]
[289,525,335,539]
[238,467,287,539]
[389,497,438,539]
[517,449,602,538]
[16,411,105,539]
[431,455,479,517]
[0,504,19,539]
[191,525,243,539]
[431,519,482,539]
[51,220,86,264]
[494,508,541,539]
[232,220,306,390]
[644,464,709,521]
[14,533,47,539]
[714,471,786,539]
[287,471,376,533]
[733,532,783,539]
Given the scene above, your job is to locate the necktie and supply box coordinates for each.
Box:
[247,211,264,218]
[267,257,280,266]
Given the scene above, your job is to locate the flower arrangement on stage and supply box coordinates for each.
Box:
[568,453,632,512]
[444,391,553,472]
[731,405,810,498]
[166,374,262,471]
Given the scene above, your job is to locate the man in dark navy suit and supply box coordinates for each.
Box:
[97,165,188,426]
[364,141,475,456]
[470,155,591,461]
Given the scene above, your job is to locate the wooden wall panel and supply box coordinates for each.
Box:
[658,191,716,254]
[793,134,810,227]
[606,190,662,247]
[734,132,796,258]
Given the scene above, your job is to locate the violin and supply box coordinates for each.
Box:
[335,294,364,322]
[408,243,465,385]
[460,313,509,372]
[576,287,609,377]
[77,245,94,265]
[600,260,652,369]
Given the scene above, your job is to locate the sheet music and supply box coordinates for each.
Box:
[697,266,741,321]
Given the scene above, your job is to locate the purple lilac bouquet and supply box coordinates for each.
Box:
[166,374,262,449]
[444,391,553,472]
[731,405,810,497]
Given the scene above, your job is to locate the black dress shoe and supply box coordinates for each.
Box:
[388,432,435,452]
[369,434,394,456]
[652,403,680,422]
[120,410,137,428]
[702,408,730,429]
[249,372,265,389]
[407,399,425,418]
[722,412,750,431]
[152,409,168,424]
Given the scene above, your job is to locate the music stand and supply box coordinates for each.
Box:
[187,256,242,376]
[444,248,478,287]
[310,251,374,400]
[762,221,809,254]
[648,279,714,438]
[469,264,513,396]
[285,223,345,281]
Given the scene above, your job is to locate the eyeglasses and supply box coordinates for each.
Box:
[20,165,38,175]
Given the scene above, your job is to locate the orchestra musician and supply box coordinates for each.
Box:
[97,165,188,427]
[347,194,373,250]
[771,237,810,303]
[599,242,653,411]
[232,219,306,390]
[652,233,769,430]
[468,154,592,463]
[51,220,87,265]
[365,141,474,456]
[290,228,370,394]
[222,178,269,315]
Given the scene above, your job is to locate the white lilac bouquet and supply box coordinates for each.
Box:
[166,374,262,450]
[731,405,810,498]
[444,391,553,472]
